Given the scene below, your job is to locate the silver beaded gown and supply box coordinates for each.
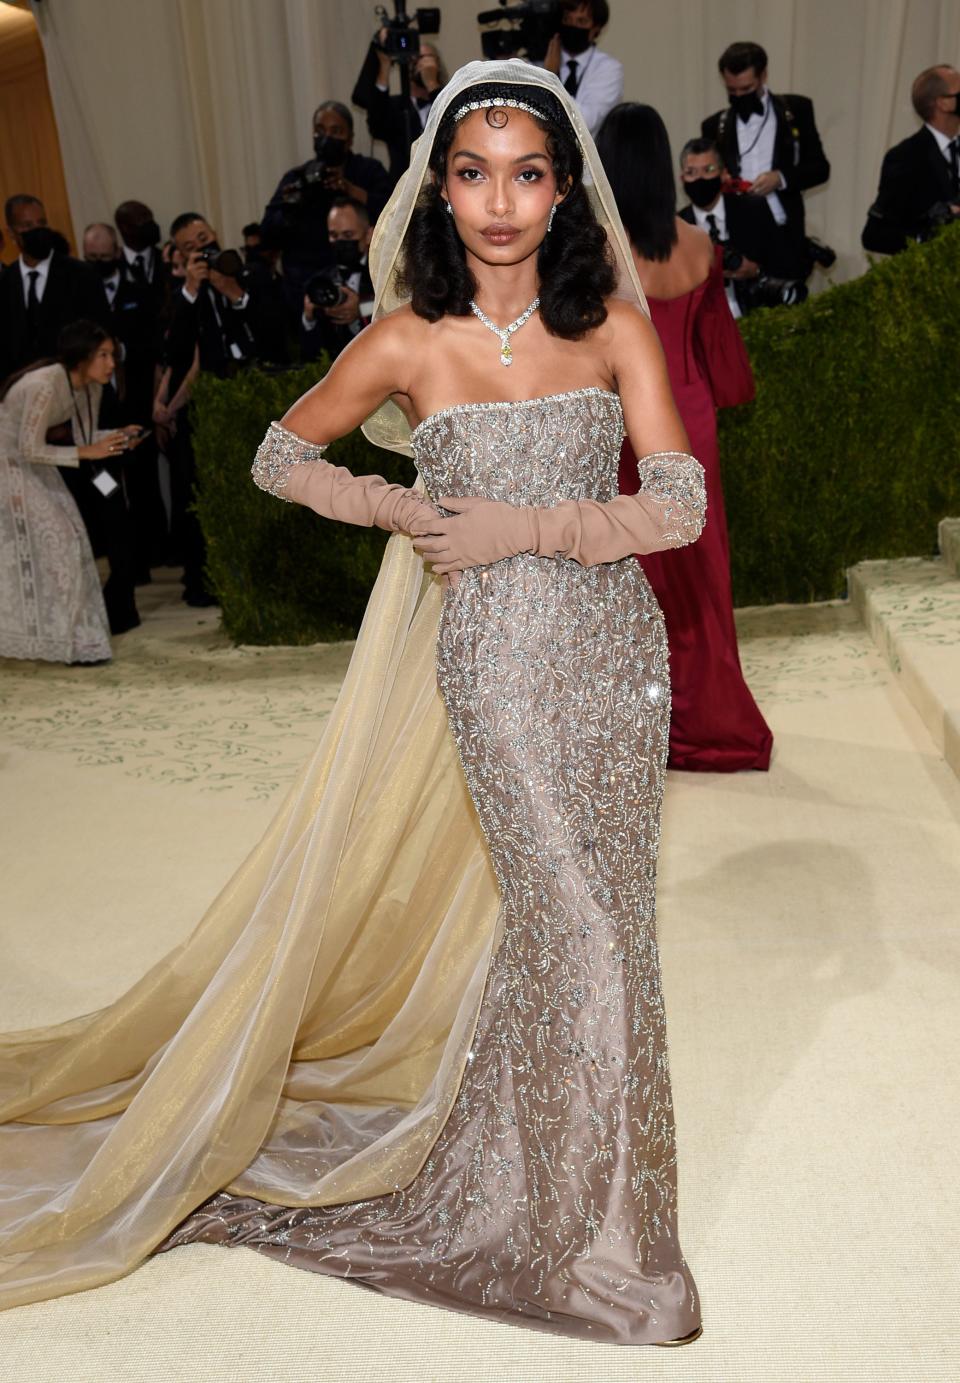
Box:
[159,387,702,1346]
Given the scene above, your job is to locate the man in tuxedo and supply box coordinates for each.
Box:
[301,197,375,363]
[0,194,109,384]
[352,29,446,187]
[261,102,391,304]
[679,137,810,318]
[701,41,829,248]
[84,211,170,572]
[541,1,623,137]
[164,212,286,606]
[862,65,960,254]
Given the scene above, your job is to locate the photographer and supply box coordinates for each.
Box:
[261,103,391,301]
[541,2,622,136]
[862,65,960,254]
[166,213,285,377]
[678,138,810,317]
[301,198,375,363]
[162,212,285,607]
[353,27,447,186]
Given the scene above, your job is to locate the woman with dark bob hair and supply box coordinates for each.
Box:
[596,101,772,772]
[0,320,141,663]
[0,65,705,1349]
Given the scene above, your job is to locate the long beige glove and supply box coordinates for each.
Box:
[410,450,706,574]
[252,420,437,533]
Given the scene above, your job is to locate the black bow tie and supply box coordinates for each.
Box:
[732,91,765,122]
[415,95,433,110]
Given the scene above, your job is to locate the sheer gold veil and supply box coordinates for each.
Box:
[0,61,645,1312]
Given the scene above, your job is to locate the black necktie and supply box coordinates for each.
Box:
[564,60,579,97]
[131,253,147,283]
[949,138,959,198]
[705,214,720,243]
[26,269,40,313]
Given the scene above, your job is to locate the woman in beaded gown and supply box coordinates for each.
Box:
[0,65,705,1348]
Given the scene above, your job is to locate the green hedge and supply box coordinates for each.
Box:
[191,363,414,644]
[721,220,960,605]
[192,225,960,642]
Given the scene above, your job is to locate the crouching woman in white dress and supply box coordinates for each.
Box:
[0,321,141,664]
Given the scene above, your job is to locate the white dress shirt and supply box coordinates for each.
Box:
[688,199,741,319]
[122,242,156,282]
[924,121,959,170]
[19,253,53,305]
[556,45,623,136]
[735,87,787,226]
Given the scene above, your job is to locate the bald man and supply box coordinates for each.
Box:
[863,64,960,253]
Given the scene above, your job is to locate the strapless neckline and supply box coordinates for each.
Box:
[410,386,622,443]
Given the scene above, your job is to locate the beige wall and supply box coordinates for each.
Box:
[25,0,960,282]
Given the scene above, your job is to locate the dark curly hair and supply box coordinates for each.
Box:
[397,83,616,340]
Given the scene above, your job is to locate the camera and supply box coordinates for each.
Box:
[374,3,441,63]
[805,235,837,270]
[722,246,744,273]
[477,0,561,62]
[921,200,959,240]
[738,273,808,312]
[197,246,246,279]
[305,266,348,309]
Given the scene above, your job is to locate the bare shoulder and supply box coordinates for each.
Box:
[347,303,429,388]
[676,217,715,272]
[602,296,663,358]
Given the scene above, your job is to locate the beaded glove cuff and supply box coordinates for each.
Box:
[252,420,328,502]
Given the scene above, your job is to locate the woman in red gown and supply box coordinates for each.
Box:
[596,105,772,772]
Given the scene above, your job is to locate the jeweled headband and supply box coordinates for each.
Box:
[448,82,572,136]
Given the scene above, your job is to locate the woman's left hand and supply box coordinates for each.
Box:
[409,496,536,574]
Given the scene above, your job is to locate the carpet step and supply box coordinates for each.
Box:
[848,546,960,778]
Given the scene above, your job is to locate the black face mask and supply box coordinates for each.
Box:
[559,24,592,56]
[729,89,764,122]
[314,133,348,166]
[124,219,160,252]
[19,226,59,261]
[87,257,121,280]
[332,239,362,271]
[685,176,723,209]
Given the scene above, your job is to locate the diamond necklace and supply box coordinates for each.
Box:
[468,295,540,367]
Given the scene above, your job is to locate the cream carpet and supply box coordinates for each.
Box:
[1,570,958,1383]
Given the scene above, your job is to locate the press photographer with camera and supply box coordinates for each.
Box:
[352,13,447,187]
[261,102,392,302]
[678,138,810,317]
[862,65,960,254]
[300,198,375,363]
[160,213,286,607]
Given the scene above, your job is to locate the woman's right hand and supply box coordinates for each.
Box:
[79,431,128,462]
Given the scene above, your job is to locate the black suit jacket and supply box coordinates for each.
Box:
[861,126,957,254]
[109,257,170,420]
[351,41,435,186]
[680,192,809,280]
[702,93,830,236]
[0,253,110,385]
[165,277,287,381]
[261,150,392,291]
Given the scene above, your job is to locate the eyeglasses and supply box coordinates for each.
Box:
[680,164,722,180]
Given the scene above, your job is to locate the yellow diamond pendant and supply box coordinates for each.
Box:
[500,339,513,366]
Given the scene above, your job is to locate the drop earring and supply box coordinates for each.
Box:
[547,204,557,232]
[445,200,454,215]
